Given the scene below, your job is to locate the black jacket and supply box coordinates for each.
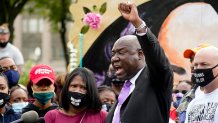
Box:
[22,103,58,117]
[106,29,173,123]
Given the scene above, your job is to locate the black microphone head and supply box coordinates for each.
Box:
[22,110,39,123]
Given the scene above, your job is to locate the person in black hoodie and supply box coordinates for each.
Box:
[0,72,20,122]
[22,64,58,117]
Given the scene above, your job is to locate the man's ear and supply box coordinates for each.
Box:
[138,49,144,60]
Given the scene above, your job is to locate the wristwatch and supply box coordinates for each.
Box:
[135,21,147,35]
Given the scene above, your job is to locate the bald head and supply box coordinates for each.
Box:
[196,46,218,56]
[114,35,142,50]
[192,46,218,92]
[193,46,218,68]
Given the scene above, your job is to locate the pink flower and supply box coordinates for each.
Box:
[83,12,102,29]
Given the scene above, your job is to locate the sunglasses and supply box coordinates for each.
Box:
[173,89,188,95]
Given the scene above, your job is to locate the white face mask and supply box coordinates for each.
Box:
[12,102,28,113]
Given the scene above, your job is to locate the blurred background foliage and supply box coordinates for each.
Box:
[0,0,73,69]
[18,60,35,86]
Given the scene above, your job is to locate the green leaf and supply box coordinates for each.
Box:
[83,7,91,14]
[99,2,107,15]
[80,25,89,34]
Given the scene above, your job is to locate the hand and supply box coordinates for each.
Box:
[118,2,143,28]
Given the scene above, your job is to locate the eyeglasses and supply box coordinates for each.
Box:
[173,89,188,95]
[0,65,17,72]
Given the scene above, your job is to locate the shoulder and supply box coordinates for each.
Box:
[7,43,22,54]
[45,109,60,122]
[88,109,107,115]
[7,43,18,50]
[186,97,201,111]
[87,110,108,121]
[45,109,59,117]
[23,103,38,109]
[48,109,59,113]
[4,106,21,121]
[22,103,39,113]
[6,43,23,57]
[47,103,59,110]
[5,106,18,115]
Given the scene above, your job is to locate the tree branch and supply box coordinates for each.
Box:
[9,0,28,23]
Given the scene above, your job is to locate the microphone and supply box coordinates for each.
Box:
[11,110,39,123]
[36,117,45,123]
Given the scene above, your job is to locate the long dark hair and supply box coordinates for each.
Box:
[61,67,102,112]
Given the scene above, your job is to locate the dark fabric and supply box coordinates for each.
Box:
[106,29,173,123]
[22,103,58,117]
[0,105,21,123]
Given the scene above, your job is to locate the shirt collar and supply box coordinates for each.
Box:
[129,67,144,85]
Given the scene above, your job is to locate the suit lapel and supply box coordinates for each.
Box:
[106,101,118,123]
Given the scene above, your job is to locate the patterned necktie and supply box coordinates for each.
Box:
[112,80,132,123]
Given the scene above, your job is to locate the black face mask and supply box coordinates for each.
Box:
[0,92,10,108]
[67,92,87,109]
[0,42,8,48]
[191,64,218,87]
[109,74,125,85]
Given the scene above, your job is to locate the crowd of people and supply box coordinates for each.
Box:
[0,1,217,123]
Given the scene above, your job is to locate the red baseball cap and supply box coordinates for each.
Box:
[183,43,211,58]
[30,64,55,85]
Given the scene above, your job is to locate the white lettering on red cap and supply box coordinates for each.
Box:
[34,68,52,75]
